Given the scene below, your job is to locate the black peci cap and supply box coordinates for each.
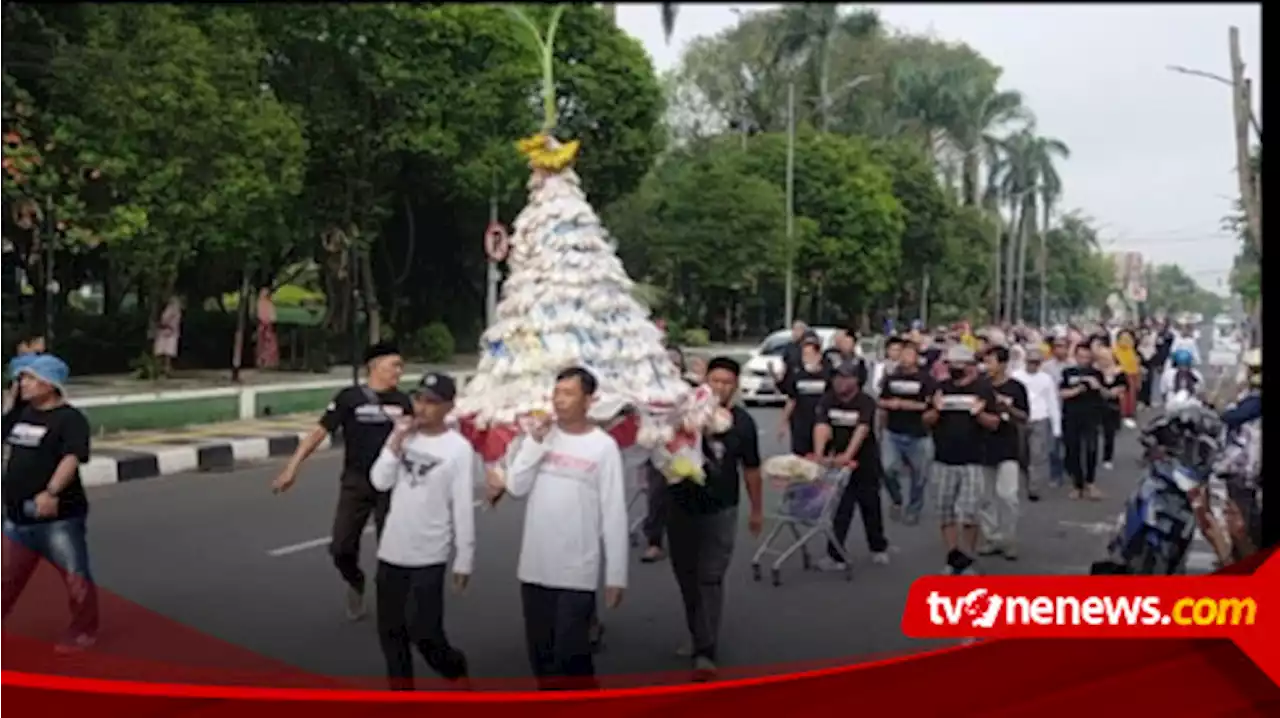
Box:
[364,341,401,364]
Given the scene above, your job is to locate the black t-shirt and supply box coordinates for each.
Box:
[320,385,413,478]
[3,403,91,524]
[787,364,830,427]
[817,391,878,465]
[1101,370,1125,413]
[1059,365,1103,418]
[880,369,936,437]
[986,378,1029,465]
[932,378,998,466]
[667,405,760,515]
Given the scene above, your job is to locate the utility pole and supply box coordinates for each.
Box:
[1229,26,1262,343]
[784,80,795,328]
[347,242,361,386]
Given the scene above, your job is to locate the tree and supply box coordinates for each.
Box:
[44,5,306,318]
[1144,263,1224,320]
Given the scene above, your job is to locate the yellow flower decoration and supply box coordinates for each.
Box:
[516,133,580,174]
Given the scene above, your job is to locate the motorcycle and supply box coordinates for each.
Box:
[1090,391,1224,575]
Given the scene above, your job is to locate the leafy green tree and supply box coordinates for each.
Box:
[1144,263,1224,319]
[43,5,306,317]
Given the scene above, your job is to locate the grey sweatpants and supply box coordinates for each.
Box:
[1024,419,1053,497]
[667,505,737,662]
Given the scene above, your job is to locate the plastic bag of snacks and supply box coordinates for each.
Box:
[762,454,824,487]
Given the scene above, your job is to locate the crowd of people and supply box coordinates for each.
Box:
[0,312,1260,690]
[757,316,1225,577]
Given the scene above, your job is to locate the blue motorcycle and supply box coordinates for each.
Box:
[1091,394,1223,575]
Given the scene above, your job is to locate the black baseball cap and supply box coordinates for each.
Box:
[412,372,457,402]
[801,333,822,348]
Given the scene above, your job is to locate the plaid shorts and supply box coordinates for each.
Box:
[931,463,985,525]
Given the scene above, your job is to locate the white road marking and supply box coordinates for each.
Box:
[266,500,489,556]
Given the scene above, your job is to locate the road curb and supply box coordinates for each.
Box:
[81,430,345,487]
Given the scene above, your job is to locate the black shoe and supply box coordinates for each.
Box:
[1028,493,1041,502]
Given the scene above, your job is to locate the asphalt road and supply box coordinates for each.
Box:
[41,407,1146,685]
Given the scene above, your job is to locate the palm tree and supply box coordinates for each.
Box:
[769,4,880,131]
[599,3,678,41]
[999,129,1070,321]
[950,86,1030,207]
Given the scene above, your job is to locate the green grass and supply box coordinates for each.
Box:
[255,387,335,418]
[83,396,240,436]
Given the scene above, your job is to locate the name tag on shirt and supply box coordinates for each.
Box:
[828,409,861,426]
[6,422,47,448]
[888,380,921,395]
[796,379,827,395]
[544,451,601,487]
[940,395,978,412]
[355,403,404,424]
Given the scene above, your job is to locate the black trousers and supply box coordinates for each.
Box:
[330,471,390,592]
[642,464,668,549]
[520,582,598,690]
[1100,408,1120,463]
[789,416,816,456]
[828,467,888,561]
[1063,413,1100,488]
[667,504,736,662]
[375,562,468,689]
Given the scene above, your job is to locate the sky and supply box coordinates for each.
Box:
[616,3,1262,296]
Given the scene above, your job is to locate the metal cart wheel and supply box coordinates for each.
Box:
[771,568,782,587]
[751,564,761,581]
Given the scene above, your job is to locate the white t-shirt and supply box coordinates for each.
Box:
[506,426,629,592]
[370,430,477,574]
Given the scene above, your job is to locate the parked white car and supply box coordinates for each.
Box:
[739,327,838,406]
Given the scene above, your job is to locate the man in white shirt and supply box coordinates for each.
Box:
[1013,349,1061,502]
[369,372,474,690]
[1040,335,1072,487]
[499,366,628,690]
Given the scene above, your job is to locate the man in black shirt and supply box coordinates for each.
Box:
[666,357,762,682]
[1059,343,1103,500]
[878,340,936,525]
[778,335,829,456]
[814,361,889,572]
[923,345,1001,575]
[977,347,1030,561]
[774,320,809,391]
[272,341,411,621]
[2,354,99,653]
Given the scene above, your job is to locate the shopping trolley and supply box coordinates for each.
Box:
[751,465,854,586]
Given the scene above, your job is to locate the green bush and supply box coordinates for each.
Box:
[410,322,455,363]
[681,328,711,347]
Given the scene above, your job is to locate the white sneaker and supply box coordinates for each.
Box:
[871,551,891,565]
[692,656,718,682]
[815,557,848,572]
[345,586,367,621]
[1103,461,1114,470]
[675,641,694,658]
[55,634,96,655]
[1123,419,1138,429]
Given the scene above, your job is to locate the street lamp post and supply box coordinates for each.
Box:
[486,171,500,328]
[782,75,875,328]
[784,81,796,328]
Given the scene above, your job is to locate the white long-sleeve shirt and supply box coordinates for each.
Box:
[506,426,629,592]
[1013,368,1062,437]
[1161,366,1205,401]
[370,430,476,574]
